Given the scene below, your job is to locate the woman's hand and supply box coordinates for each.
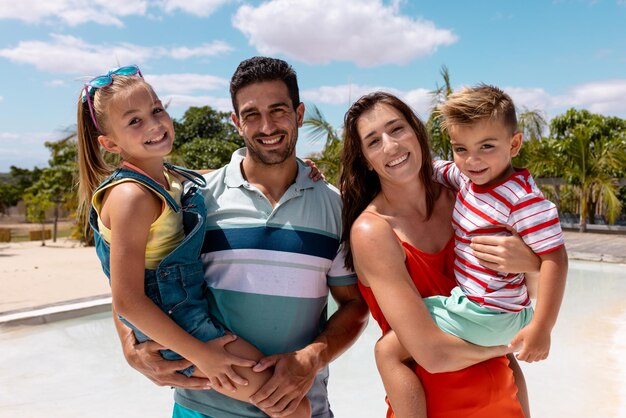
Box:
[470,231,540,274]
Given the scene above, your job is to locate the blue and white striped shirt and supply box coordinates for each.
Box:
[175,148,355,418]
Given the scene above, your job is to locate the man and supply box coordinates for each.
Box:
[115,56,369,418]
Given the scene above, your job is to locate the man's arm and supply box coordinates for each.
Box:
[250,284,369,417]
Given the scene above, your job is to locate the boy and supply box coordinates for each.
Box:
[376,84,568,417]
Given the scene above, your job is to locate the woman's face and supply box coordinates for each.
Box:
[356,103,422,185]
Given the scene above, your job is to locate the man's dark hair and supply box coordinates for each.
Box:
[230,56,300,115]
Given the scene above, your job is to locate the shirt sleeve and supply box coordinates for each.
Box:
[432,159,464,191]
[327,243,358,287]
[509,194,564,255]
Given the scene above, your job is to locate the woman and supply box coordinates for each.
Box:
[341,92,539,417]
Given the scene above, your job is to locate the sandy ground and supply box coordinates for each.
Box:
[0,239,110,314]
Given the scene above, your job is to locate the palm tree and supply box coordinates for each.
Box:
[427,65,454,160]
[302,105,343,186]
[548,109,626,232]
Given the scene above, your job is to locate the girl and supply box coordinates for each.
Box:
[76,65,310,417]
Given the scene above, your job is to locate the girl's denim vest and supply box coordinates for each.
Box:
[89,163,224,376]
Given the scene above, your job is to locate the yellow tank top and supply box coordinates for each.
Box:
[92,170,185,269]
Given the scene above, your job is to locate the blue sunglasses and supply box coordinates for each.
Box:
[81,65,143,133]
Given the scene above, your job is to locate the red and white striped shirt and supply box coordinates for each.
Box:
[433,160,565,312]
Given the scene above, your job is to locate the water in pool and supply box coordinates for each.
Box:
[1,260,624,417]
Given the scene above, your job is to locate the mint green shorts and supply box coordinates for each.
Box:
[424,286,533,346]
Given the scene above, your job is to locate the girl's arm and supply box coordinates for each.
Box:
[351,213,510,373]
[106,183,256,388]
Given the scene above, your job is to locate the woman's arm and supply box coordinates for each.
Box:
[351,213,510,373]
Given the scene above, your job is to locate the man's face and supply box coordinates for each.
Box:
[231,80,304,166]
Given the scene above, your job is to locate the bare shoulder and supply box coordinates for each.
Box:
[105,181,161,221]
[351,210,394,243]
[351,211,403,265]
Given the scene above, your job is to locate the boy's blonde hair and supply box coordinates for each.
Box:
[438,83,518,134]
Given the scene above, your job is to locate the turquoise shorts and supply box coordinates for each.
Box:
[424,286,533,346]
[173,403,210,418]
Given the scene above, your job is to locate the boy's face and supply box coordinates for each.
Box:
[448,119,522,187]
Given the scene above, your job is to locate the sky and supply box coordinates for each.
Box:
[0,0,625,172]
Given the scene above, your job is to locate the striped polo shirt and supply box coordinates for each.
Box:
[433,160,564,312]
[174,148,356,418]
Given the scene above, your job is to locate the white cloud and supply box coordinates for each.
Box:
[0,0,230,26]
[158,0,232,16]
[0,96,3,103]
[147,73,228,95]
[302,84,433,117]
[0,131,64,171]
[232,0,457,67]
[503,81,626,117]
[0,34,232,74]
[504,86,563,112]
[169,41,233,59]
[161,94,232,112]
[0,0,148,27]
[566,79,626,114]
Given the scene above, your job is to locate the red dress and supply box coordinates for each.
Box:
[358,237,525,418]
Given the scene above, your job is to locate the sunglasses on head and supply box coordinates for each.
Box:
[81,65,143,133]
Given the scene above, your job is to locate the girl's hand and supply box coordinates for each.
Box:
[192,334,258,392]
[302,159,325,182]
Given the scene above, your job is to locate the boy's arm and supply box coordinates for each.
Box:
[510,246,568,362]
[432,159,463,190]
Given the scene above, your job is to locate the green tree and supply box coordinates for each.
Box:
[547,109,626,231]
[303,105,343,186]
[513,108,549,169]
[427,65,454,160]
[20,133,79,243]
[0,182,20,215]
[172,106,244,169]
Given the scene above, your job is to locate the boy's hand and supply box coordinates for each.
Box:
[509,323,551,363]
[192,334,257,392]
[302,159,325,182]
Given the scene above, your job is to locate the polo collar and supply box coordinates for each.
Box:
[224,148,316,191]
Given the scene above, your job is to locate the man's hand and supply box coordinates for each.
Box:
[126,339,212,389]
[249,349,319,417]
[114,313,211,390]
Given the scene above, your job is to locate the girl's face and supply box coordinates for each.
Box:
[99,86,174,166]
[356,103,422,185]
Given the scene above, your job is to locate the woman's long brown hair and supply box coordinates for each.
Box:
[340,91,436,271]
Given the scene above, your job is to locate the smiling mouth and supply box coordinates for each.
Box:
[145,132,166,144]
[255,132,287,146]
[387,153,409,167]
[468,168,488,175]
